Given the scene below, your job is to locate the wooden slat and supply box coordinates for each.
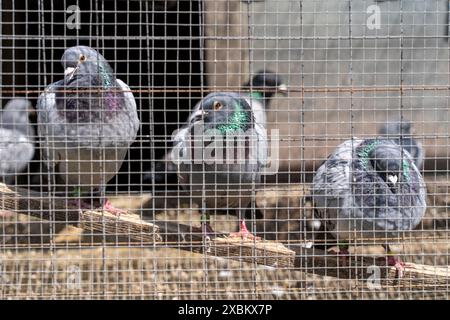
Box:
[0,183,295,268]
[290,245,450,287]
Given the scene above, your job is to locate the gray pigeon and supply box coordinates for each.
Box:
[144,70,287,186]
[170,92,269,238]
[37,45,140,213]
[0,99,35,184]
[379,119,424,169]
[312,138,427,276]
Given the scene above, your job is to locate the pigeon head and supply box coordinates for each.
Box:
[0,99,34,136]
[368,142,408,188]
[197,93,253,134]
[61,46,114,86]
[243,70,287,102]
[378,119,423,169]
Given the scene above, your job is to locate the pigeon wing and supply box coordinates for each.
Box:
[37,81,63,170]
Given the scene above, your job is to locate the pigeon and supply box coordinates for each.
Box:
[311,138,427,277]
[144,70,287,187]
[0,99,35,185]
[379,119,424,169]
[37,45,140,214]
[170,92,270,239]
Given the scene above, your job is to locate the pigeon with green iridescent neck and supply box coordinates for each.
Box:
[170,92,268,239]
[379,119,424,170]
[311,138,427,277]
[37,45,140,214]
[0,99,35,184]
[144,70,286,186]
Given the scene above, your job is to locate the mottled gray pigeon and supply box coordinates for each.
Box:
[37,45,139,213]
[379,119,424,169]
[0,99,35,184]
[170,92,269,238]
[312,138,427,276]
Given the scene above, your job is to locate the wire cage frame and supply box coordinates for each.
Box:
[0,0,449,300]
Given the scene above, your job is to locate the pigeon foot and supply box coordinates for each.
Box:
[385,255,406,279]
[228,220,260,240]
[103,200,128,216]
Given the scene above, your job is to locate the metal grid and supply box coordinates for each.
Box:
[0,0,449,300]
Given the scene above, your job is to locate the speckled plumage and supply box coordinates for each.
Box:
[37,46,139,194]
[0,99,35,184]
[312,138,427,242]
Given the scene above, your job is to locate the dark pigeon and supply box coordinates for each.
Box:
[37,45,140,213]
[242,69,287,110]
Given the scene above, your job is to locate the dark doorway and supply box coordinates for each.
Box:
[1,0,203,191]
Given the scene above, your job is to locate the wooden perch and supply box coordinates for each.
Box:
[0,183,161,243]
[0,183,295,268]
[154,220,295,268]
[3,181,449,283]
[290,244,450,287]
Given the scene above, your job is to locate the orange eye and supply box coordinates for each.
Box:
[79,54,86,62]
[213,101,222,111]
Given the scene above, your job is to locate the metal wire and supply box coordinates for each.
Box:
[0,0,449,300]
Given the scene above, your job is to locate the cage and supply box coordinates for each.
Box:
[0,0,449,300]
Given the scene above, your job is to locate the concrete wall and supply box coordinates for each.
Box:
[206,0,450,172]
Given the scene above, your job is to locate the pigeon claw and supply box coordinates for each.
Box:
[103,200,128,217]
[386,255,406,279]
[228,220,260,240]
[68,198,127,217]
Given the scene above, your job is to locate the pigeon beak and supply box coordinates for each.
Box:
[202,110,209,117]
[388,174,398,185]
[64,66,79,81]
[277,83,288,95]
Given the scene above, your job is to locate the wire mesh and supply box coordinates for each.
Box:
[0,0,449,300]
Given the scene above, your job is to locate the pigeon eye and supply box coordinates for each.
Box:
[79,54,86,62]
[213,101,223,111]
